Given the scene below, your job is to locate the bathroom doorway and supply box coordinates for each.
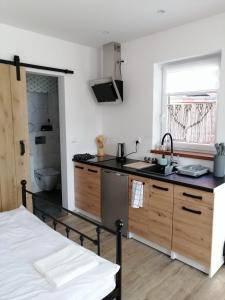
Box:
[26,72,62,214]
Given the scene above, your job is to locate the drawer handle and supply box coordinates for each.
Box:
[88,168,98,173]
[182,206,202,215]
[75,165,84,170]
[131,179,145,185]
[152,184,168,191]
[182,192,202,200]
[20,140,25,156]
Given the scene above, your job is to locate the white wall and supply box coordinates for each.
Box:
[1,13,225,209]
[0,23,102,210]
[102,13,225,169]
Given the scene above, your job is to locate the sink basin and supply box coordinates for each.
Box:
[140,164,177,176]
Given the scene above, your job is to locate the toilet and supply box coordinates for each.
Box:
[34,168,60,191]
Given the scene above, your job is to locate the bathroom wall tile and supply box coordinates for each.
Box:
[27,74,61,192]
[27,73,58,94]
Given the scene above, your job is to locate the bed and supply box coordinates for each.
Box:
[0,180,122,300]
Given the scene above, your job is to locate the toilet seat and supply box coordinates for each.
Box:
[34,168,60,191]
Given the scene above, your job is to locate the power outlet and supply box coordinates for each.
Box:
[136,137,142,144]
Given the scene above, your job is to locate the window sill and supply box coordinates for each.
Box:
[150,149,214,161]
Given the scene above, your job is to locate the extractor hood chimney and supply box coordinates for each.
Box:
[90,42,123,103]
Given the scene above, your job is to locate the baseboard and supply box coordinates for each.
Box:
[171,251,209,274]
[129,232,211,275]
[74,208,101,223]
[128,232,171,256]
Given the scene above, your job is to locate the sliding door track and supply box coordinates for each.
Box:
[0,55,74,81]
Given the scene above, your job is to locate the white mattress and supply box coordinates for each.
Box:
[0,206,119,300]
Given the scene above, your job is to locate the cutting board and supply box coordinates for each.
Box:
[124,161,154,169]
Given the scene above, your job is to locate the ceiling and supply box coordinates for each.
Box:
[0,0,225,47]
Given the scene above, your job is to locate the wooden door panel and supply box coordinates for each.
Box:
[148,180,174,250]
[172,186,213,267]
[10,66,32,210]
[0,64,17,211]
[128,175,150,239]
[74,163,101,218]
[85,166,101,217]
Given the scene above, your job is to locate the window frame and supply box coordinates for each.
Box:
[160,60,219,153]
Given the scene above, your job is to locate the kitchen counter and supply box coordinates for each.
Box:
[73,155,225,277]
[73,156,225,192]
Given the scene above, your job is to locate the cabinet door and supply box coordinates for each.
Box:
[172,185,213,267]
[128,175,150,239]
[0,64,17,211]
[74,163,101,218]
[148,179,174,250]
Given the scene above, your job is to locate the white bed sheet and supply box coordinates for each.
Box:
[0,206,119,300]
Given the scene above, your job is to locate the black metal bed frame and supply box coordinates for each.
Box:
[21,180,123,300]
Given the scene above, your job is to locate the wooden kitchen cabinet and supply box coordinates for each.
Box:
[128,175,150,240]
[172,185,213,267]
[74,159,225,276]
[74,162,101,218]
[148,179,174,250]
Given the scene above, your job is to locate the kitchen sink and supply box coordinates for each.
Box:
[140,164,177,176]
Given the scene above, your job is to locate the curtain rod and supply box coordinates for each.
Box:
[0,55,74,81]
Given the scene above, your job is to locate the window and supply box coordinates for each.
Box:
[161,54,221,148]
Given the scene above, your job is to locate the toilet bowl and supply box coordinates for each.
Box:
[34,168,60,191]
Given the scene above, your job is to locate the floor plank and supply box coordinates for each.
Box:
[45,212,225,300]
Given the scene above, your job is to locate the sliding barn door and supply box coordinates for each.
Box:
[0,64,17,211]
[10,66,32,210]
[0,64,31,211]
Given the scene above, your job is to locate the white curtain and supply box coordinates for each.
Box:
[167,102,216,144]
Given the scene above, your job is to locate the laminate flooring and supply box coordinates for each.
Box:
[45,213,225,300]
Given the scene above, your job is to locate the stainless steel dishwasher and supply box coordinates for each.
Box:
[101,169,128,235]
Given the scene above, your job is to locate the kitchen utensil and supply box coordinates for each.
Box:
[215,143,220,155]
[221,143,225,155]
[219,143,223,155]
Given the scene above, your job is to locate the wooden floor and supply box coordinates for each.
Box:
[46,212,225,300]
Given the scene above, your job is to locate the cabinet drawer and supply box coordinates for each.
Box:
[174,185,213,208]
[148,179,174,250]
[128,175,150,239]
[172,196,213,267]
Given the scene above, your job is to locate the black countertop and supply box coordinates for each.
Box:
[74,156,225,192]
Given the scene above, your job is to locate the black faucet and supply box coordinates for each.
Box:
[161,132,174,162]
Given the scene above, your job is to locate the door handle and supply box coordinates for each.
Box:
[152,184,168,191]
[75,165,84,170]
[20,140,25,156]
[182,192,202,200]
[182,206,202,215]
[87,168,98,173]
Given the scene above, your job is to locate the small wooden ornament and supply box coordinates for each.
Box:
[96,135,106,157]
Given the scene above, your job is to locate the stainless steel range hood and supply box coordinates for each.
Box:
[90,42,123,103]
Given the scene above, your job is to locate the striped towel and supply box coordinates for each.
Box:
[131,180,144,208]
